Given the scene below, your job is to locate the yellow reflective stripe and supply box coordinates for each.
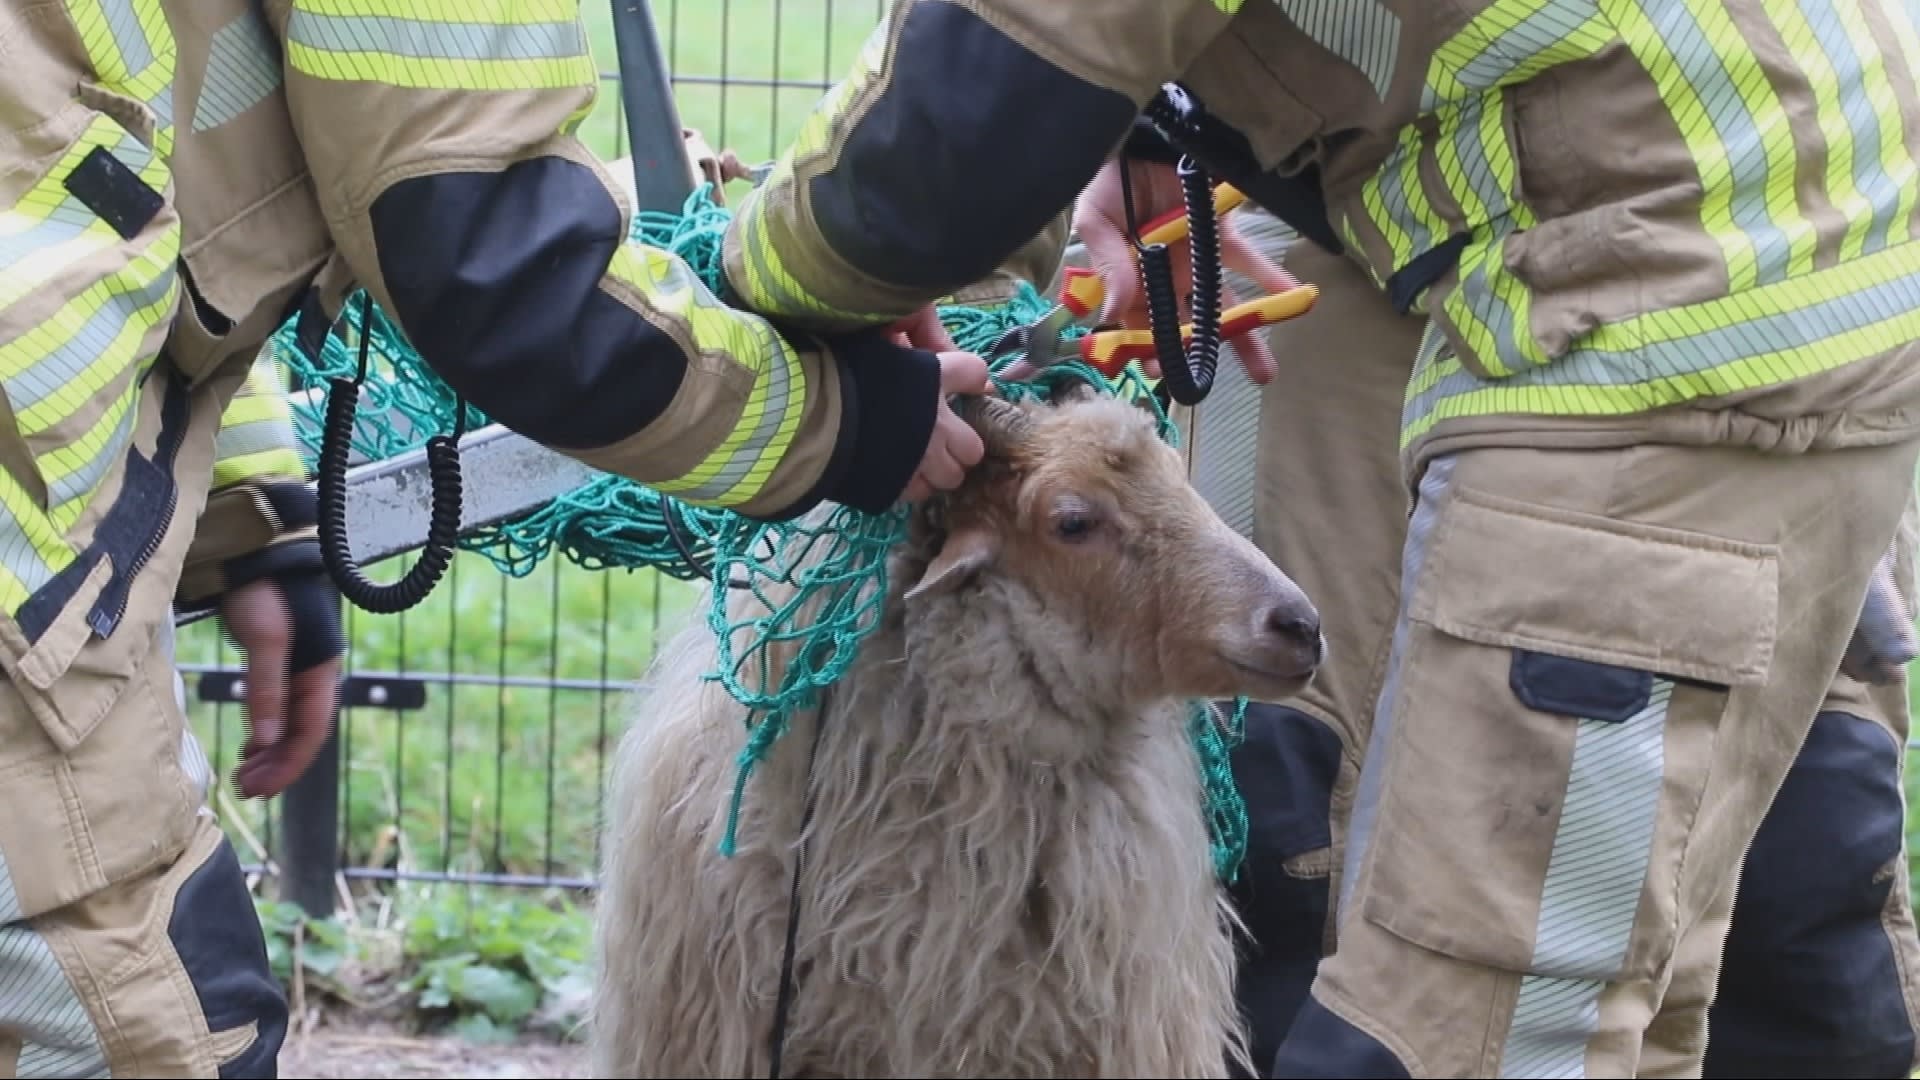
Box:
[213,447,308,489]
[284,2,596,90]
[1355,127,1451,274]
[1436,232,1550,378]
[1424,1,1612,109]
[43,378,141,533]
[1403,236,1920,443]
[1872,0,1920,245]
[295,0,578,20]
[1601,0,1814,291]
[0,116,168,314]
[0,507,63,613]
[211,365,306,489]
[727,17,894,325]
[1773,1,1878,263]
[62,0,176,156]
[1,233,179,437]
[1808,0,1919,259]
[605,245,805,507]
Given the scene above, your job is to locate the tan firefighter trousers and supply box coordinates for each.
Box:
[1227,230,1920,1078]
[0,615,285,1078]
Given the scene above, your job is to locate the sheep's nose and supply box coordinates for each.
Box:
[1265,609,1322,649]
[1257,603,1325,676]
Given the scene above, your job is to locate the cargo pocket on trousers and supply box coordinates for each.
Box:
[1355,483,1780,985]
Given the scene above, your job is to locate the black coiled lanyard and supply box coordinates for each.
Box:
[316,291,466,615]
[1122,92,1228,408]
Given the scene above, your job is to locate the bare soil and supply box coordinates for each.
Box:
[277,1016,588,1079]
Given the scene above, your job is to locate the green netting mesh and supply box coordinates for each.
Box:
[264,183,1249,883]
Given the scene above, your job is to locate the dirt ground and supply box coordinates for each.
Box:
[277,1018,589,1079]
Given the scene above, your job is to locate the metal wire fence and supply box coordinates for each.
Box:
[176,0,887,916]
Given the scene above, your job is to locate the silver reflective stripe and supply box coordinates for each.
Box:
[1186,358,1263,539]
[8,270,174,415]
[101,0,153,77]
[285,10,587,62]
[214,415,298,464]
[1279,0,1402,100]
[0,850,16,926]
[192,15,284,132]
[670,325,792,503]
[0,918,110,1078]
[96,0,173,131]
[1500,681,1671,1077]
[1189,207,1299,540]
[45,405,134,512]
[156,618,212,809]
[1340,452,1456,914]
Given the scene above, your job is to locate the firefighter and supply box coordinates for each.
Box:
[1067,173,1920,1077]
[720,2,1920,1075]
[1,2,983,1074]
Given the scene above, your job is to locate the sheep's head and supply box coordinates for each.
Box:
[904,381,1324,706]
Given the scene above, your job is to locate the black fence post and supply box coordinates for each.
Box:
[278,707,341,919]
[609,0,696,214]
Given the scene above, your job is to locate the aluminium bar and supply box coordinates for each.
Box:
[174,423,602,628]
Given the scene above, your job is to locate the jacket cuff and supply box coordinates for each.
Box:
[760,329,941,520]
[175,482,322,612]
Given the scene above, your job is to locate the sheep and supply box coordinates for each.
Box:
[590,382,1326,1079]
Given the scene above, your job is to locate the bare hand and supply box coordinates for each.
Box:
[1073,156,1302,383]
[220,578,341,800]
[888,304,959,352]
[902,351,992,503]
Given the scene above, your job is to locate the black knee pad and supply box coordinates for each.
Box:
[169,838,290,1079]
[1226,702,1344,1077]
[1704,709,1915,1079]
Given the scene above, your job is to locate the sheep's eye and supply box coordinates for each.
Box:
[1054,509,1095,541]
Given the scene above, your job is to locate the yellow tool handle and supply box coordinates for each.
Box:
[1077,285,1320,376]
[1133,183,1249,247]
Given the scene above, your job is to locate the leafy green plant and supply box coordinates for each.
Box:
[254,885,594,1044]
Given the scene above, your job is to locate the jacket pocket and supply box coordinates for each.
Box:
[1354,482,1779,985]
[0,91,185,733]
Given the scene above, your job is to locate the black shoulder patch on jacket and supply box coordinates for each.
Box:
[368,156,688,451]
[806,1,1137,292]
[64,145,163,240]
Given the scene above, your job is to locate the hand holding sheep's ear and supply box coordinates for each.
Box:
[887,303,959,352]
[900,349,992,505]
[1074,155,1301,384]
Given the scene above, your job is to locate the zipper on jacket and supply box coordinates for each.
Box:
[89,477,177,639]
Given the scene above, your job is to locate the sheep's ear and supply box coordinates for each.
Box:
[905,523,1001,602]
[953,395,1034,461]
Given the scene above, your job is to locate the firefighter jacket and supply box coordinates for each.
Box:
[723,0,1920,481]
[2,0,943,747]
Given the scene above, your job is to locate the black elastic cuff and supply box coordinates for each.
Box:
[279,568,344,675]
[785,329,942,519]
[223,536,325,596]
[258,481,319,533]
[1121,114,1182,166]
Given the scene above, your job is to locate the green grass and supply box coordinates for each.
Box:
[575,0,892,173]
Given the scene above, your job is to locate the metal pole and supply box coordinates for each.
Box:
[609,0,697,214]
[277,723,341,918]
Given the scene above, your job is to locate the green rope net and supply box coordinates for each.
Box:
[265,183,1250,884]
